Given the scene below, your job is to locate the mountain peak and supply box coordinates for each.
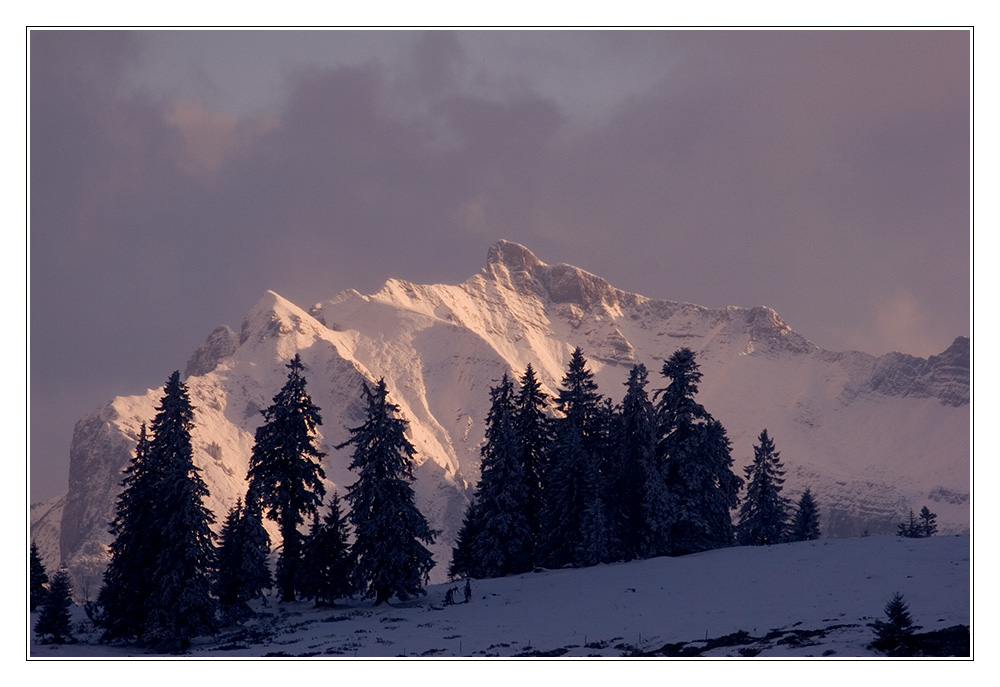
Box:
[239,290,325,348]
[485,240,545,272]
[482,240,625,310]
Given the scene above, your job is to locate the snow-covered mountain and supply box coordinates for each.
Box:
[31,240,970,597]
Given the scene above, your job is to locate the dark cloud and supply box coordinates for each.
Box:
[29,30,970,502]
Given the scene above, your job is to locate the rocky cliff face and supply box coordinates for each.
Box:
[33,241,970,596]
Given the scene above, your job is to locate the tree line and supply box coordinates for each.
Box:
[34,345,936,649]
[76,355,434,651]
[450,347,822,580]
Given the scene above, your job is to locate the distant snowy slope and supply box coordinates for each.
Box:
[32,241,969,596]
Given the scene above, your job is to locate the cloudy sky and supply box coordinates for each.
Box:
[29,29,970,503]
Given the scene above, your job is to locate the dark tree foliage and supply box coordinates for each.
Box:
[788,487,821,541]
[141,371,218,651]
[247,354,327,602]
[539,348,611,568]
[656,348,742,555]
[736,429,790,546]
[238,494,274,597]
[897,510,921,538]
[341,379,436,605]
[215,500,244,607]
[575,452,611,568]
[35,568,74,644]
[919,506,938,537]
[30,541,49,612]
[449,500,482,580]
[300,492,353,606]
[514,363,550,567]
[607,364,665,560]
[898,505,938,538]
[450,374,533,579]
[539,421,588,568]
[897,510,915,537]
[871,592,918,655]
[98,423,161,641]
[215,494,272,619]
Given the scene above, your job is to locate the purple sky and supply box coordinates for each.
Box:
[29,29,970,503]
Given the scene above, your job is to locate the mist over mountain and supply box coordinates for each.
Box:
[30,241,969,596]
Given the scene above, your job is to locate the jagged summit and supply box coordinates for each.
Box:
[482,240,633,311]
[239,290,327,348]
[485,239,544,272]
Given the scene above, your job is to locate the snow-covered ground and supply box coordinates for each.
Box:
[29,534,970,659]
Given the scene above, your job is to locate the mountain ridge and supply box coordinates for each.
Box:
[32,240,970,597]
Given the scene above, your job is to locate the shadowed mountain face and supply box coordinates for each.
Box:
[34,241,969,596]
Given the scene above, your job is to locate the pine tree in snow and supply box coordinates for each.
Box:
[897,510,921,538]
[788,487,821,541]
[575,459,612,567]
[539,421,587,568]
[449,500,482,580]
[514,363,550,567]
[451,374,533,579]
[98,422,161,641]
[341,379,435,605]
[215,500,244,608]
[871,592,918,655]
[30,541,49,612]
[300,492,353,606]
[34,568,74,644]
[606,364,664,561]
[238,494,274,598]
[141,371,218,651]
[247,354,327,602]
[539,348,610,568]
[656,348,742,555]
[919,506,938,537]
[215,493,272,618]
[736,429,790,546]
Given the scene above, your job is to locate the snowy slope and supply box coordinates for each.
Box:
[32,241,969,597]
[30,534,971,658]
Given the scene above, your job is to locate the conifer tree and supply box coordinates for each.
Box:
[215,494,272,618]
[215,500,245,609]
[897,510,920,538]
[300,492,353,606]
[871,592,918,655]
[341,379,435,605]
[141,371,218,651]
[539,348,610,568]
[788,487,821,541]
[450,374,532,579]
[919,506,938,537]
[449,501,482,580]
[736,429,790,546]
[539,421,587,568]
[514,363,550,566]
[656,348,742,555]
[607,364,664,560]
[247,354,327,602]
[576,459,612,567]
[238,493,274,597]
[35,568,74,644]
[30,541,49,612]
[98,422,160,641]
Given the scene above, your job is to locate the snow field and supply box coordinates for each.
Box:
[30,534,970,660]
